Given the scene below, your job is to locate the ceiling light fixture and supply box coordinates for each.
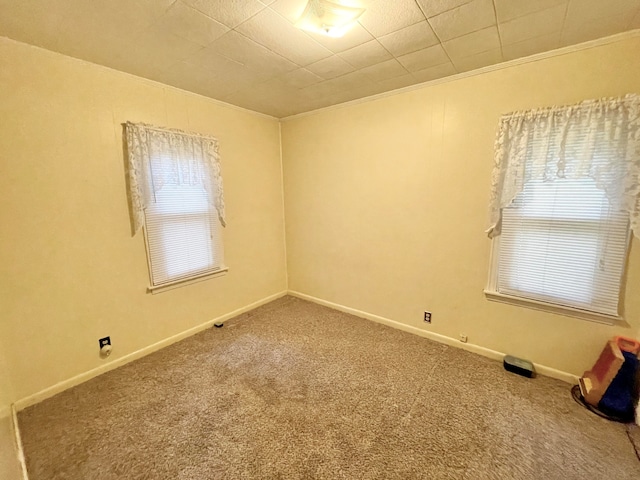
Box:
[295,0,365,38]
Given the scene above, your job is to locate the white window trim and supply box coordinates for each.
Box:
[146,268,229,294]
[484,235,627,325]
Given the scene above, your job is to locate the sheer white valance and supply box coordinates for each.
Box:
[125,122,226,234]
[487,94,640,239]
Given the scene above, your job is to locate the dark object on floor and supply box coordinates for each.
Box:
[571,384,633,423]
[504,355,534,378]
[579,336,640,421]
[598,351,639,420]
[580,337,640,407]
[214,322,224,328]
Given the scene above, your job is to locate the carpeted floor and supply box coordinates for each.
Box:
[18,296,640,479]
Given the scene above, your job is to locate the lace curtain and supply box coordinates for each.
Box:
[125,122,226,234]
[487,94,640,239]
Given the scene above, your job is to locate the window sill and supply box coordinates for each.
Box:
[483,290,621,325]
[148,267,229,294]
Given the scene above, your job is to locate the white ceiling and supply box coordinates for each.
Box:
[1,0,639,118]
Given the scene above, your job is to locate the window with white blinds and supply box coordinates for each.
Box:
[144,183,224,287]
[497,178,629,316]
[486,95,640,320]
[124,122,226,291]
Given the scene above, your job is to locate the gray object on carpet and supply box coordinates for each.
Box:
[18,296,640,479]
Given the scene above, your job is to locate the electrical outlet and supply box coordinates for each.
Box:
[459,334,468,343]
[424,311,432,323]
[99,336,111,348]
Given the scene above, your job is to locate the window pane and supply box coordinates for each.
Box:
[145,183,223,286]
[498,177,628,316]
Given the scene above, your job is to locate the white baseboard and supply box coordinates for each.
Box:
[11,405,29,480]
[288,290,579,385]
[14,291,288,411]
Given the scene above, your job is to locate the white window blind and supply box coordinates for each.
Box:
[498,177,629,316]
[144,183,224,287]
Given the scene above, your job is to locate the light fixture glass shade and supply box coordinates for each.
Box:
[295,0,365,38]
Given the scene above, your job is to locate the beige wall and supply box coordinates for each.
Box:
[0,37,287,403]
[281,36,640,377]
[0,417,21,480]
[0,342,13,414]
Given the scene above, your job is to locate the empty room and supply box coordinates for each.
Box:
[2,0,640,478]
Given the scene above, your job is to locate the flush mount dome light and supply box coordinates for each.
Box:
[296,0,365,38]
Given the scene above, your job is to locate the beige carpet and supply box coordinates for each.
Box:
[18,296,640,479]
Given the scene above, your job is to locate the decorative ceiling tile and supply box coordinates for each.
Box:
[181,0,268,28]
[269,0,308,22]
[189,46,250,73]
[297,80,359,109]
[321,70,375,91]
[209,30,298,76]
[360,59,409,82]
[235,8,332,65]
[305,55,356,79]
[561,13,633,45]
[502,32,561,61]
[358,0,426,37]
[397,44,450,72]
[338,40,392,69]
[156,61,253,99]
[451,48,503,72]
[494,0,568,22]
[245,77,292,98]
[154,2,229,47]
[155,61,216,91]
[417,0,474,18]
[375,73,417,91]
[499,4,567,46]
[221,89,289,117]
[564,0,640,24]
[428,0,496,41]
[0,2,63,49]
[412,61,457,82]
[278,68,324,89]
[109,24,204,77]
[378,21,439,57]
[95,0,176,31]
[442,26,500,59]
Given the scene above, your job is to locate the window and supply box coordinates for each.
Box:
[144,183,224,288]
[489,178,629,318]
[125,122,227,292]
[486,95,640,321]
